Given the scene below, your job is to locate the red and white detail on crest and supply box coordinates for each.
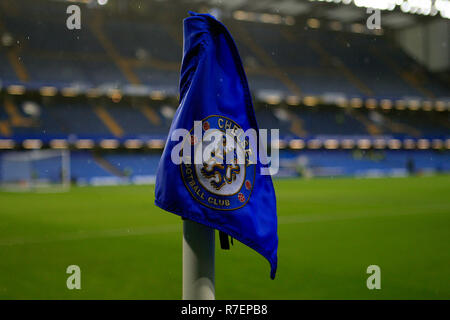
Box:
[202,121,210,131]
[190,135,198,145]
[245,180,252,190]
[238,192,245,203]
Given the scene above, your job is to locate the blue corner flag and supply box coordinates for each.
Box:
[155,12,278,279]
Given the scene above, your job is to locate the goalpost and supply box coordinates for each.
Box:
[0,149,70,192]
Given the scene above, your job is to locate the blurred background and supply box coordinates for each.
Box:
[0,0,448,185]
[0,0,449,299]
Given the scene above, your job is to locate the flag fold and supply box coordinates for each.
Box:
[155,12,278,279]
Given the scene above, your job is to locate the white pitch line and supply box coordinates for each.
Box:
[0,224,180,246]
[279,202,449,224]
[0,204,447,246]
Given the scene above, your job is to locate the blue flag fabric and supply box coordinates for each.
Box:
[155,12,278,279]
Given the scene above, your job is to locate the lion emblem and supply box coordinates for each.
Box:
[200,136,241,191]
[181,115,254,209]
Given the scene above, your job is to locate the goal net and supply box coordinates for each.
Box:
[0,150,70,192]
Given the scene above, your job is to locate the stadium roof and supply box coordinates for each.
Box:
[53,0,450,29]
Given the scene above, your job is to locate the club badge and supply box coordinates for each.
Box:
[180,115,255,210]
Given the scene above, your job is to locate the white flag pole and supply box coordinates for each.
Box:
[182,219,215,300]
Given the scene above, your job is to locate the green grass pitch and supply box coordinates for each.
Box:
[0,176,449,299]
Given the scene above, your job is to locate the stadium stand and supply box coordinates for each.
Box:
[0,0,448,184]
[70,151,115,184]
[1,1,448,100]
[279,149,450,177]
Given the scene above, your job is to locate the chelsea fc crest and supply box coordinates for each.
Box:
[180,115,255,210]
